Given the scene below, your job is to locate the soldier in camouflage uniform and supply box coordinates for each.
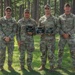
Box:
[58,3,75,69]
[38,4,58,71]
[0,6,17,71]
[17,8,37,71]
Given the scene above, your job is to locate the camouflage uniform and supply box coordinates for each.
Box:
[39,15,58,68]
[17,17,37,67]
[0,16,16,69]
[58,13,75,67]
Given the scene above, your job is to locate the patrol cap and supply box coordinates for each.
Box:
[64,3,71,7]
[24,8,30,13]
[5,6,12,11]
[44,4,51,9]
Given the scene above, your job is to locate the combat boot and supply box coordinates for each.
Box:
[49,66,55,72]
[38,65,45,71]
[28,66,33,71]
[8,65,14,71]
[72,67,75,71]
[0,67,4,71]
[57,65,62,69]
[18,65,25,71]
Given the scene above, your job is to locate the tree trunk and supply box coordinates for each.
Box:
[27,0,30,9]
[36,0,40,21]
[54,0,56,15]
[14,0,16,18]
[4,0,11,8]
[0,0,3,17]
[72,0,75,14]
[47,0,50,4]
[60,0,65,14]
[4,0,11,15]
[19,4,24,19]
[44,0,47,5]
[31,0,40,21]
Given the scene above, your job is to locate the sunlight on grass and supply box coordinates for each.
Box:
[0,35,75,75]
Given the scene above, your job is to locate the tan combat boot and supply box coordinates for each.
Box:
[49,66,55,72]
[28,66,33,71]
[57,65,62,69]
[0,67,4,71]
[18,65,25,71]
[72,67,75,72]
[38,65,45,71]
[8,65,14,71]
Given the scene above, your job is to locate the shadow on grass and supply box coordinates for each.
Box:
[61,68,75,75]
[44,69,63,75]
[21,68,64,75]
[1,69,20,75]
[22,69,41,75]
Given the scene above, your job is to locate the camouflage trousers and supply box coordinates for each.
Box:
[40,36,55,67]
[19,41,34,67]
[0,40,14,68]
[58,37,75,67]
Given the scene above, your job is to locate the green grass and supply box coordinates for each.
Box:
[0,35,75,75]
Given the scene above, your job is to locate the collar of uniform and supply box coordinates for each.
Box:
[24,17,31,22]
[4,16,12,21]
[63,13,72,17]
[45,15,52,19]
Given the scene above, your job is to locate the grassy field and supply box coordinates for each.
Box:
[0,35,75,75]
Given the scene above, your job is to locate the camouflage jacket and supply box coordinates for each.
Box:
[17,17,37,42]
[59,13,75,37]
[38,15,58,39]
[0,16,17,41]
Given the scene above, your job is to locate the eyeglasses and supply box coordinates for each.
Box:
[45,8,50,10]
